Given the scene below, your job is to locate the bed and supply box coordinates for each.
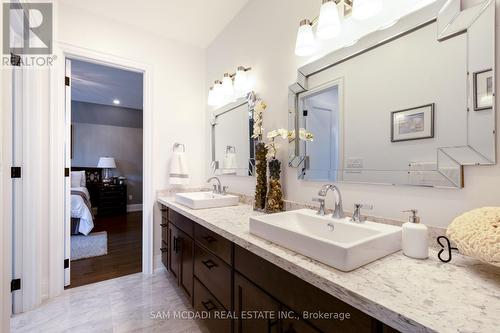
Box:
[71,169,100,235]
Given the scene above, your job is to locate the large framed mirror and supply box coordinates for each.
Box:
[288,0,495,188]
[211,92,257,177]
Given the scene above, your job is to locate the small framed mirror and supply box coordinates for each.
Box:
[210,92,256,177]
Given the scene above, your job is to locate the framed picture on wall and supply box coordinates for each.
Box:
[391,104,434,142]
[473,69,493,111]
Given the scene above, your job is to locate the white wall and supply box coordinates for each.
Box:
[206,0,500,228]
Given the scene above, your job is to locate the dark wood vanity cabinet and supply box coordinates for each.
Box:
[159,204,400,333]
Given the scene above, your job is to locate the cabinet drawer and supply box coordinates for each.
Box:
[194,244,231,310]
[161,217,168,242]
[235,245,376,333]
[168,209,194,237]
[195,223,232,264]
[194,278,231,333]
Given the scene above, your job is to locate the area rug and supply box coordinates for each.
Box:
[71,231,108,260]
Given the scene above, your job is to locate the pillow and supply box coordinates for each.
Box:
[70,172,82,188]
[79,171,86,186]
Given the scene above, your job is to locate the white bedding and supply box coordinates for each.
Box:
[71,186,94,235]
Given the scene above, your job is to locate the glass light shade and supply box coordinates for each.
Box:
[317,0,341,40]
[207,87,218,106]
[234,67,248,94]
[352,0,383,20]
[295,20,316,56]
[213,80,223,105]
[221,73,234,97]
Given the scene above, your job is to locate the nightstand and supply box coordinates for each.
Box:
[97,184,127,216]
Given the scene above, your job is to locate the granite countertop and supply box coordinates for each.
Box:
[157,197,500,333]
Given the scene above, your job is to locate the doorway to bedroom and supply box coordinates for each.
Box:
[67,58,144,288]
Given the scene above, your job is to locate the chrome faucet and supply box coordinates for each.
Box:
[317,184,345,219]
[207,177,227,195]
[351,203,373,223]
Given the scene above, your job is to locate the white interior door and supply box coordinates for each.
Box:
[64,59,72,286]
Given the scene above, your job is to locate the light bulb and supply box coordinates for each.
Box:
[221,73,234,97]
[317,0,341,40]
[234,66,248,94]
[295,19,316,57]
[352,0,383,20]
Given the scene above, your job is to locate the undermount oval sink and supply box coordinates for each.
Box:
[175,192,239,209]
[249,209,402,271]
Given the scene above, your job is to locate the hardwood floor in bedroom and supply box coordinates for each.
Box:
[68,211,142,289]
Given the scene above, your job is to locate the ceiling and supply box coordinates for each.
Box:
[59,0,250,48]
[71,59,143,109]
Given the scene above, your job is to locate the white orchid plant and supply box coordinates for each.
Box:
[251,100,267,141]
[266,128,313,159]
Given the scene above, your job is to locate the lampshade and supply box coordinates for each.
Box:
[317,0,341,40]
[234,66,248,95]
[213,80,223,105]
[295,19,316,57]
[353,0,383,20]
[221,73,234,97]
[97,157,116,168]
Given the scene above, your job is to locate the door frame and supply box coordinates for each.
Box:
[48,42,154,295]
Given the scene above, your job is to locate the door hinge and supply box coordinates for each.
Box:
[10,53,21,66]
[65,76,70,86]
[11,167,21,178]
[64,259,69,269]
[65,168,70,177]
[303,109,308,117]
[11,279,21,292]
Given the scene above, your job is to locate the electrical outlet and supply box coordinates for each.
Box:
[128,194,133,201]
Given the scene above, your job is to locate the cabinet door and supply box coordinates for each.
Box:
[179,229,193,300]
[168,224,180,279]
[234,273,280,333]
[281,317,319,333]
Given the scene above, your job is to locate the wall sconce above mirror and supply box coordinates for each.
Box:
[211,92,257,177]
[208,66,253,107]
[288,0,496,189]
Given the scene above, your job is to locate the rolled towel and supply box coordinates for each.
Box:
[169,151,189,185]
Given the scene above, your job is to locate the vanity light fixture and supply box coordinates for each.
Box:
[295,0,386,56]
[207,66,252,106]
[113,99,120,105]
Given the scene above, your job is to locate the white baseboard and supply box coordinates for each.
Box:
[127,204,143,212]
[153,254,165,273]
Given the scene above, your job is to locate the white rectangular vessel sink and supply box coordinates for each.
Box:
[249,209,402,271]
[175,192,239,210]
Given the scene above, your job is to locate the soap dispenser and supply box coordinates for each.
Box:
[402,209,428,259]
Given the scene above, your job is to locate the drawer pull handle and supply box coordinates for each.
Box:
[202,259,217,269]
[160,223,167,227]
[160,247,167,253]
[173,237,181,254]
[201,300,217,312]
[203,235,217,243]
[160,207,167,212]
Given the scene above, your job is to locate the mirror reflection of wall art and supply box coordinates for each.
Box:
[391,104,434,142]
[474,69,493,111]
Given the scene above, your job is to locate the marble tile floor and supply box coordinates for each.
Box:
[11,270,209,333]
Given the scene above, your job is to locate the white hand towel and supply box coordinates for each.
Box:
[222,152,238,175]
[169,152,190,185]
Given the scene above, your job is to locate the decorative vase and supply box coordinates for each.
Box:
[265,158,284,213]
[254,142,268,211]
